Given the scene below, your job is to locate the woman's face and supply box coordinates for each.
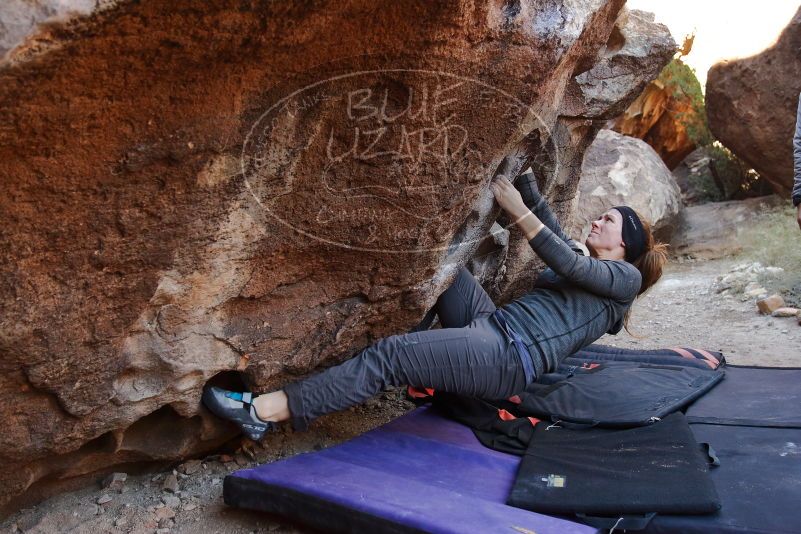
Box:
[585,209,625,257]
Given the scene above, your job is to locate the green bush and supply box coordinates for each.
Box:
[656,58,770,201]
[706,143,766,200]
[659,58,712,147]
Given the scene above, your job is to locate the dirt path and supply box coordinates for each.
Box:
[3,256,799,534]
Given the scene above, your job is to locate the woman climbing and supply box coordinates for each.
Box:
[202,169,669,440]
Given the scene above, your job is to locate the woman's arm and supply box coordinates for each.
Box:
[490,175,641,301]
[516,172,584,254]
[527,225,641,300]
[490,174,545,240]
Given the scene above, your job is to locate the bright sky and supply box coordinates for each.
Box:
[626,0,800,90]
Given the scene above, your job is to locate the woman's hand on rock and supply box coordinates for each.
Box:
[490,175,528,220]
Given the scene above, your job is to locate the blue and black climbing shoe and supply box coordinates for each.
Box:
[202,386,276,441]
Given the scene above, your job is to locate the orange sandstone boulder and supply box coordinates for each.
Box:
[0,0,673,514]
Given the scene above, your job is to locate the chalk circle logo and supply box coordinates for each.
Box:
[241,68,557,254]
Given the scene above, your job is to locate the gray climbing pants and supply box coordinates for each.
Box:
[283,266,528,431]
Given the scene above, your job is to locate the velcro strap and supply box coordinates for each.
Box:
[576,512,656,531]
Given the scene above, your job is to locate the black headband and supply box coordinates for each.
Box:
[612,206,646,263]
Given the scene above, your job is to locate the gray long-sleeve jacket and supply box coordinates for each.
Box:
[793,92,801,207]
[498,173,642,378]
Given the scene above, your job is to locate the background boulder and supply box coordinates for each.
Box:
[705,5,801,197]
[570,129,682,243]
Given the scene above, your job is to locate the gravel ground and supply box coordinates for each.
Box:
[2,255,799,534]
[1,388,418,534]
[597,256,800,367]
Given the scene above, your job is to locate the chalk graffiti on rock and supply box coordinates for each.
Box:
[241,69,544,253]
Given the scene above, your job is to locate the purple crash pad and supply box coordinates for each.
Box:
[225,405,596,534]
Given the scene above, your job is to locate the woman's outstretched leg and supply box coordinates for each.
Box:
[274,316,523,432]
[203,267,519,438]
[251,266,498,425]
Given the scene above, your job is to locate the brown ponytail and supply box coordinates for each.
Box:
[622,210,669,338]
